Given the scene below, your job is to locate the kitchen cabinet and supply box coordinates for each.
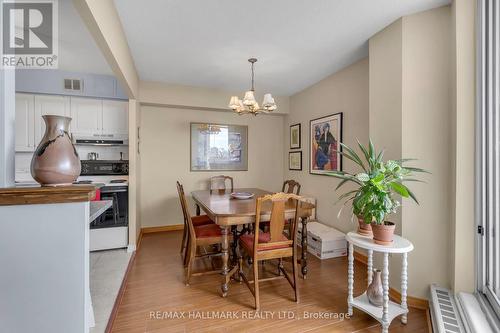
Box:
[15,94,35,152]
[70,97,102,138]
[70,98,128,138]
[34,94,71,144]
[102,100,128,138]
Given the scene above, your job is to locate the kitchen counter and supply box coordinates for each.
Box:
[0,185,96,205]
[89,200,112,222]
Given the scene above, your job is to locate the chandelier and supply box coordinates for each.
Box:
[228,58,277,115]
[198,123,221,134]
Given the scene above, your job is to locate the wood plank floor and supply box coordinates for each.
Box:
[111,231,430,333]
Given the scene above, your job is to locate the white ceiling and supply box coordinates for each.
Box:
[57,0,113,75]
[115,0,450,96]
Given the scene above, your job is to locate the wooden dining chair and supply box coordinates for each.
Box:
[176,181,214,263]
[238,192,302,310]
[177,182,231,285]
[282,180,301,195]
[209,175,234,194]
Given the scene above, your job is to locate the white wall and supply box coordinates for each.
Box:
[283,58,369,231]
[0,67,15,187]
[139,106,285,227]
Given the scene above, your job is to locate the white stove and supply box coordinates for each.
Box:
[76,175,129,187]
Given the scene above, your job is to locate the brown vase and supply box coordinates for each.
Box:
[367,269,383,307]
[371,221,396,245]
[357,216,373,237]
[31,115,81,186]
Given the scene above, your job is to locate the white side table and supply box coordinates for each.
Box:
[346,232,414,333]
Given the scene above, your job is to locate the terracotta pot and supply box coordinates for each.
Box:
[357,217,373,237]
[31,115,81,186]
[371,221,396,245]
[367,269,383,307]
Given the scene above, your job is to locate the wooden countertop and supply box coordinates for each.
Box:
[0,185,96,206]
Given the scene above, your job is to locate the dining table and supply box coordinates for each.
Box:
[191,188,315,297]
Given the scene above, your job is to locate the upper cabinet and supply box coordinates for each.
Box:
[34,95,70,144]
[15,94,35,152]
[70,97,102,137]
[14,93,128,152]
[102,100,129,138]
[70,98,128,139]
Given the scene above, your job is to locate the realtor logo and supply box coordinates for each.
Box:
[1,0,58,68]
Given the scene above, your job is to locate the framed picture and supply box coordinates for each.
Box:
[290,123,301,149]
[190,123,248,171]
[309,113,343,175]
[289,151,302,171]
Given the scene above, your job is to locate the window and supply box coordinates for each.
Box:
[477,0,500,320]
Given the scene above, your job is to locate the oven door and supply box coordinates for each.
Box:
[90,186,128,229]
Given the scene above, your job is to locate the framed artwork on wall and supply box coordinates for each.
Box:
[309,112,343,175]
[289,151,302,171]
[190,123,248,171]
[290,123,301,149]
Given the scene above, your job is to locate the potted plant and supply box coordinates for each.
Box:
[327,140,428,245]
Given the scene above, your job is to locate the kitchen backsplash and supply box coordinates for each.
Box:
[15,146,129,182]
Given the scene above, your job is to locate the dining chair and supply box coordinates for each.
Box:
[176,181,214,263]
[282,179,301,195]
[176,181,232,285]
[238,192,302,310]
[209,175,234,194]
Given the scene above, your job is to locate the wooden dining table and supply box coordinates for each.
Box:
[191,188,315,297]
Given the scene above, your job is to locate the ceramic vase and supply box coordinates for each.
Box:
[367,269,383,307]
[31,115,81,186]
[371,221,396,245]
[357,216,373,237]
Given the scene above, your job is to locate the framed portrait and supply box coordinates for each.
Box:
[309,113,343,175]
[290,123,301,149]
[289,151,302,171]
[190,123,248,171]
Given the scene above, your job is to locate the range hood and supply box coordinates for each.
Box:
[74,138,128,146]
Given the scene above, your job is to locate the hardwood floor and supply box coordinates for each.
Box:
[111,231,430,333]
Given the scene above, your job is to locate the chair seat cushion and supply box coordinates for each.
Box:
[192,215,214,226]
[240,232,290,252]
[194,223,222,238]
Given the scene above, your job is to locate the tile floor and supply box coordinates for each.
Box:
[90,249,132,333]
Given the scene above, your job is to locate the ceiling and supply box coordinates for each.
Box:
[57,0,113,75]
[115,0,450,96]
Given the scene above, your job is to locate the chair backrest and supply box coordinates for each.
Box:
[210,175,234,194]
[254,192,302,252]
[282,180,301,195]
[176,181,196,241]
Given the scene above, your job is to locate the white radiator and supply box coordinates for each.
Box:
[430,284,465,333]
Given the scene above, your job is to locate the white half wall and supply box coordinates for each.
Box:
[0,67,15,187]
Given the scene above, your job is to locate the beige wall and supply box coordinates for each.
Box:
[128,99,141,246]
[139,106,285,227]
[284,58,369,232]
[369,6,453,298]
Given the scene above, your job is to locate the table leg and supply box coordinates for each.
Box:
[300,217,308,278]
[220,226,230,297]
[382,252,389,333]
[231,226,238,266]
[347,242,354,316]
[401,252,408,324]
[367,249,373,286]
[195,204,200,216]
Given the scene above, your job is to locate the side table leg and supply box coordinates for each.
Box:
[195,204,200,216]
[347,242,354,316]
[382,252,389,333]
[367,249,373,286]
[220,226,230,297]
[401,252,408,324]
[301,217,309,279]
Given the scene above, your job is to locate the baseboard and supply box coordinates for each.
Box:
[141,224,184,234]
[354,250,429,310]
[105,251,136,333]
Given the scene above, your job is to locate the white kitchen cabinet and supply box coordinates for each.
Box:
[34,94,71,144]
[15,94,35,152]
[102,100,128,138]
[70,97,102,138]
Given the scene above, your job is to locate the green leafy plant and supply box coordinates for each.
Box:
[327,140,428,225]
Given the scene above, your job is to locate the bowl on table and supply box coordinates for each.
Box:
[230,192,254,200]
